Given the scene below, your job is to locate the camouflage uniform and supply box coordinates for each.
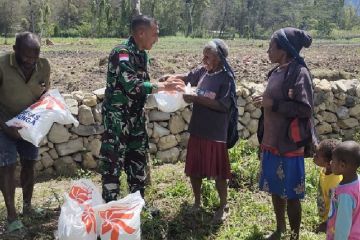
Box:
[100,37,153,202]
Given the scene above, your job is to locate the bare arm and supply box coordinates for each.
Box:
[159,66,206,86]
[152,79,185,93]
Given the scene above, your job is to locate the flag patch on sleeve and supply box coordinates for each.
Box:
[119,53,129,62]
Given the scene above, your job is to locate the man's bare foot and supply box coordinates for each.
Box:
[289,231,299,240]
[22,205,45,218]
[188,203,201,214]
[265,230,284,240]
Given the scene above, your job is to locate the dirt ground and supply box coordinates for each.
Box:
[0,39,359,93]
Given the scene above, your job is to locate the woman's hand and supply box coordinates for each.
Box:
[288,88,294,99]
[262,96,274,108]
[253,95,263,108]
[156,80,185,93]
[183,94,196,103]
[252,95,273,108]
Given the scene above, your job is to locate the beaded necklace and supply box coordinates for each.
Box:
[275,59,294,72]
[206,69,223,76]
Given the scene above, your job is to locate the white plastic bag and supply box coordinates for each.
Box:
[57,179,104,240]
[67,179,104,207]
[57,180,144,240]
[154,83,192,112]
[95,191,145,240]
[58,196,98,240]
[6,89,79,147]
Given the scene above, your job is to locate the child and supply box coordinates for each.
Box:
[313,139,342,233]
[327,141,360,240]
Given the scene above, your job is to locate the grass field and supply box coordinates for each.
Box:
[140,141,324,240]
[0,141,326,240]
[1,35,360,53]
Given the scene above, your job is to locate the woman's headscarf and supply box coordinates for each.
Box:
[272,27,312,68]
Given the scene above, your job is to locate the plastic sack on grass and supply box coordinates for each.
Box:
[68,179,104,207]
[95,191,145,240]
[57,195,98,240]
[57,179,144,240]
[57,179,103,240]
[154,82,192,112]
[6,89,79,147]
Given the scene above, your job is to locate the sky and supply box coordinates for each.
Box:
[345,0,360,15]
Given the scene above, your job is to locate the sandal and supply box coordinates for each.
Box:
[22,207,46,218]
[6,219,27,237]
[211,205,230,225]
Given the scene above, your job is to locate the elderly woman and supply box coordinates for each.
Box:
[254,28,314,240]
[164,39,236,224]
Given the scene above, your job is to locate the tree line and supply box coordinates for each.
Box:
[0,0,359,40]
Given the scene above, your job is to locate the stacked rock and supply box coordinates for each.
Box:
[26,78,360,177]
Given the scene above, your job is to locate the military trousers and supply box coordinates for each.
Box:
[99,110,148,202]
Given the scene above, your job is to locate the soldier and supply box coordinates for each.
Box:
[100,15,182,203]
[0,32,50,235]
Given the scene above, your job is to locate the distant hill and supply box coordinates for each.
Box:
[345,0,360,15]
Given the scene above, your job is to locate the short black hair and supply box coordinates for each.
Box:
[333,141,360,168]
[15,31,40,49]
[317,139,340,162]
[131,15,157,33]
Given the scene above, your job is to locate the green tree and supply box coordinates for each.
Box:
[0,0,18,43]
[0,0,359,39]
[38,0,51,37]
[90,0,111,37]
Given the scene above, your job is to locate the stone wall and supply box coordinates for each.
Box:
[236,78,360,145]
[29,78,360,177]
[28,89,105,178]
